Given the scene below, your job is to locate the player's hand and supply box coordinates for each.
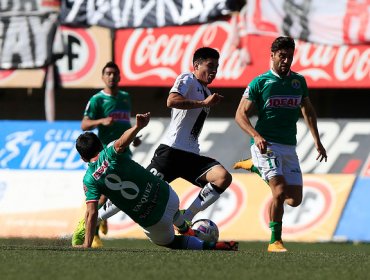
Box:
[132,135,142,147]
[101,117,113,126]
[254,135,270,154]
[136,112,150,129]
[203,93,223,107]
[315,142,327,162]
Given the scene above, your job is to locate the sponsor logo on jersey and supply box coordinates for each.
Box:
[265,79,276,85]
[266,95,302,109]
[291,79,301,89]
[243,86,250,98]
[109,111,130,122]
[93,160,110,180]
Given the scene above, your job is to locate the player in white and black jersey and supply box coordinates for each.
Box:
[147,47,232,228]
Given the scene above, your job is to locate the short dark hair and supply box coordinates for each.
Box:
[102,61,120,75]
[271,36,295,52]
[76,132,103,161]
[193,47,220,65]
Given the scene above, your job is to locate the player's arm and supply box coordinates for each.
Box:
[301,97,327,162]
[83,200,98,248]
[167,92,223,109]
[114,112,150,153]
[81,116,113,131]
[235,97,269,154]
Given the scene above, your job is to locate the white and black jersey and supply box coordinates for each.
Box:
[161,72,211,154]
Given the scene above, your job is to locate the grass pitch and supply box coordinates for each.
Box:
[1,238,369,280]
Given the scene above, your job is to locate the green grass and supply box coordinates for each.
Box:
[1,238,370,280]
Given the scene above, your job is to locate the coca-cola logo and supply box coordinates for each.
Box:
[293,41,370,83]
[117,21,249,84]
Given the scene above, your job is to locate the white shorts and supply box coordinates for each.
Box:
[142,185,179,246]
[251,142,303,186]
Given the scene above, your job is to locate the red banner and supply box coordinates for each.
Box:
[115,23,370,88]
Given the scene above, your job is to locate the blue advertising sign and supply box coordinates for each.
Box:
[334,177,370,242]
[0,121,86,170]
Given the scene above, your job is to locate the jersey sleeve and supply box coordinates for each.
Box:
[169,73,193,98]
[301,77,309,98]
[83,182,100,203]
[243,78,259,102]
[84,95,99,120]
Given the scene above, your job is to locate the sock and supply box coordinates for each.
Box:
[168,235,203,250]
[98,200,120,221]
[173,210,189,232]
[269,221,282,243]
[95,224,100,235]
[251,165,261,176]
[184,183,222,221]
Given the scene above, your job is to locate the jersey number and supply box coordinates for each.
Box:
[104,174,139,200]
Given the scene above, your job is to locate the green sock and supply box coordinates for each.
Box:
[251,165,261,176]
[269,221,282,243]
[177,222,189,233]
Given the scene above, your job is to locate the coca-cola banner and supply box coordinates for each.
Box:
[245,0,370,45]
[60,0,239,28]
[0,0,60,69]
[115,25,370,88]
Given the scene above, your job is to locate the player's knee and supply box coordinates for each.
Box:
[286,196,302,207]
[222,170,233,189]
[219,170,232,189]
[272,189,286,203]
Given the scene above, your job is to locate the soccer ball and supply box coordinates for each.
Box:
[191,219,219,243]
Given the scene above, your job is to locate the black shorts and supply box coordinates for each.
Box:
[146,144,221,187]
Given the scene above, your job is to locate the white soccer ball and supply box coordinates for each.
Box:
[191,219,219,243]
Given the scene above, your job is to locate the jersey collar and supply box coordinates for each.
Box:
[270,68,291,78]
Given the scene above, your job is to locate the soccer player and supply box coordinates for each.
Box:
[72,61,141,247]
[234,36,327,252]
[74,112,238,251]
[146,47,232,228]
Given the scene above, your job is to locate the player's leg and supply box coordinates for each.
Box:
[233,158,262,176]
[282,146,303,208]
[97,199,120,224]
[146,144,178,183]
[267,175,288,252]
[143,186,238,251]
[181,155,232,222]
[251,143,288,252]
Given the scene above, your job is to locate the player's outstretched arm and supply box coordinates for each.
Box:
[114,112,150,153]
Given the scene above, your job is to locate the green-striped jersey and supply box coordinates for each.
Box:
[244,70,308,145]
[84,90,132,148]
[83,144,170,228]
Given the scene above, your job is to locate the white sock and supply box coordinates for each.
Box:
[98,199,120,221]
[185,183,221,221]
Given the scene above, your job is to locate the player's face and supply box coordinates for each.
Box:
[271,48,294,76]
[193,58,219,85]
[102,67,120,88]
